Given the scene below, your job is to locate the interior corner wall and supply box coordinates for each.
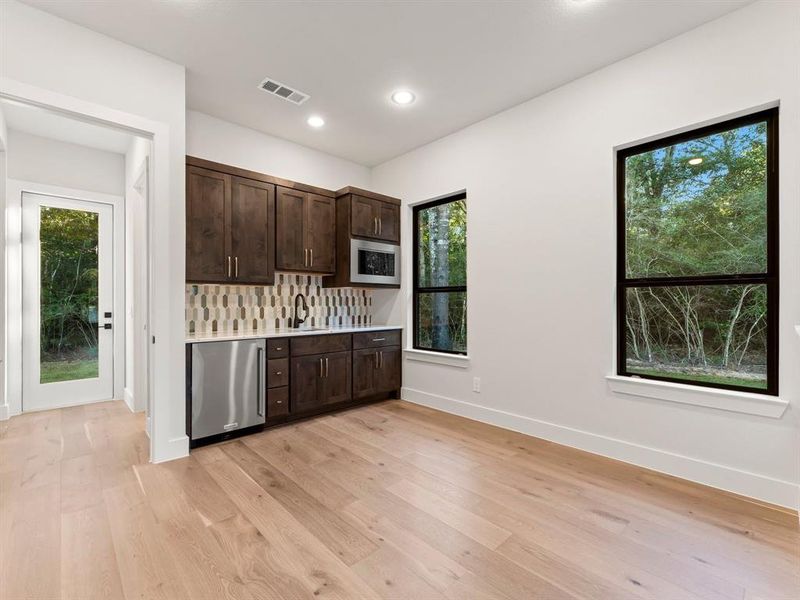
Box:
[1,0,187,461]
[186,110,371,191]
[370,0,800,508]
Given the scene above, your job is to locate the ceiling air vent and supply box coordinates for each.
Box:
[257,77,310,105]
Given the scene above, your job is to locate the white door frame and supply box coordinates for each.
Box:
[1,77,187,463]
[20,188,124,410]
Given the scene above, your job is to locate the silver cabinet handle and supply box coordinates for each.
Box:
[374,351,379,369]
[325,357,329,378]
[304,248,308,267]
[310,248,313,268]
[227,256,232,278]
[276,399,283,405]
[372,338,385,342]
[319,357,324,377]
[257,347,264,416]
[275,346,282,351]
[374,217,378,235]
[275,371,282,376]
[234,256,239,278]
[380,351,384,369]
[378,218,382,236]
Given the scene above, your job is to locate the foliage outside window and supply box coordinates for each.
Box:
[618,109,778,394]
[413,193,467,354]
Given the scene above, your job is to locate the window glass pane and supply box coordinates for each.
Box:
[625,121,767,278]
[417,199,466,287]
[40,206,100,384]
[416,291,467,353]
[624,284,767,390]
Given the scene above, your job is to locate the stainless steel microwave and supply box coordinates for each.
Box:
[350,238,400,286]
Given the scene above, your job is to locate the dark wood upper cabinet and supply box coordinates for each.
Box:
[230,176,275,284]
[349,194,400,243]
[306,194,336,273]
[186,166,230,282]
[276,187,307,271]
[186,164,276,284]
[275,187,335,274]
[351,195,377,238]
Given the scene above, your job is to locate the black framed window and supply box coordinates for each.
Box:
[413,192,467,354]
[617,108,778,394]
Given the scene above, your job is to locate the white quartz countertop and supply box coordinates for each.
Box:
[186,325,402,344]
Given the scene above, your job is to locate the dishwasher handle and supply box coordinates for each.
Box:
[257,346,265,417]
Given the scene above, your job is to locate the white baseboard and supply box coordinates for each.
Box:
[151,435,189,464]
[123,388,136,412]
[0,404,8,421]
[401,387,799,510]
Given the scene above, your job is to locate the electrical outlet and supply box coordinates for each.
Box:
[473,377,481,393]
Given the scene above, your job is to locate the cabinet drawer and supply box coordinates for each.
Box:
[267,339,289,358]
[353,329,401,349]
[291,333,351,356]
[267,387,289,418]
[267,358,289,388]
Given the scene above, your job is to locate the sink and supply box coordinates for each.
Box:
[273,326,331,334]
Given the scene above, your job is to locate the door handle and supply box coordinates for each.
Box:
[374,351,379,369]
[319,357,324,378]
[310,248,313,268]
[234,256,239,278]
[99,323,112,330]
[374,217,378,235]
[325,357,329,378]
[304,248,308,267]
[227,256,232,278]
[378,218,382,236]
[380,351,383,369]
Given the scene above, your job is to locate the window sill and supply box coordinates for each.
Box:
[404,348,470,368]
[606,375,788,418]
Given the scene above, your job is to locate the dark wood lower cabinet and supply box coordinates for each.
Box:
[291,350,352,413]
[189,331,402,447]
[353,346,401,399]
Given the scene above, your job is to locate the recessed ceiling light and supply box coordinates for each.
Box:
[688,157,703,165]
[307,115,325,128]
[391,90,416,106]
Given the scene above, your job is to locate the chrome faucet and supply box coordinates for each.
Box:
[292,293,308,328]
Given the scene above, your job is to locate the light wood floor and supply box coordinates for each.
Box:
[1,400,797,600]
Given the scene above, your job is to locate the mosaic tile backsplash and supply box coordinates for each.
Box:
[186,273,373,334]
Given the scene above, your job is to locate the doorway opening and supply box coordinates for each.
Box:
[2,97,154,442]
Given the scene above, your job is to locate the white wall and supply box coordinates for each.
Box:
[1,0,187,462]
[371,0,800,508]
[187,110,370,191]
[124,137,150,416]
[7,130,125,195]
[0,105,7,419]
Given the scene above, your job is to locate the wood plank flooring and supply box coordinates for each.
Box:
[1,399,797,599]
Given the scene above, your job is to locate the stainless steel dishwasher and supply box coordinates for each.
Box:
[190,339,266,442]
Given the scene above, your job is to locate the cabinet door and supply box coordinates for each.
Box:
[306,193,336,273]
[276,188,308,271]
[351,195,378,238]
[352,348,378,399]
[291,353,323,413]
[376,201,400,243]
[186,166,230,282]
[230,176,275,284]
[377,347,402,393]
[321,351,352,406]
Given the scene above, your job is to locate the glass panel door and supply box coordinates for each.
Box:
[22,193,114,411]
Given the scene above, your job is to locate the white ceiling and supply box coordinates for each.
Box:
[1,99,134,154]
[21,0,752,166]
